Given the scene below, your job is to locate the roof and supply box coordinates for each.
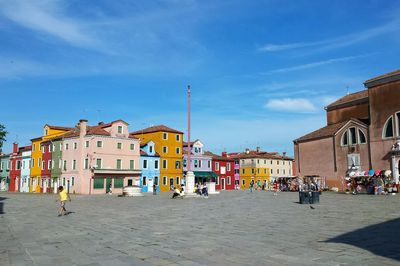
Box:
[294,118,367,143]
[183,140,199,147]
[203,151,234,161]
[228,150,293,160]
[19,146,32,152]
[30,136,43,142]
[326,90,368,110]
[44,125,74,131]
[130,125,183,135]
[364,69,400,88]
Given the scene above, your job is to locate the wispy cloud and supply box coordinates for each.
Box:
[265,98,317,113]
[263,54,369,75]
[0,0,100,50]
[259,19,400,53]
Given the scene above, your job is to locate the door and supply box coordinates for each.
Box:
[67,180,70,193]
[43,179,47,193]
[53,180,58,194]
[148,178,153,192]
[127,179,133,186]
[106,178,112,193]
[221,178,225,190]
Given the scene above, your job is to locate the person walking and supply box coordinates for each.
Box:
[249,180,254,193]
[153,183,157,195]
[273,181,279,196]
[202,183,209,198]
[56,186,71,216]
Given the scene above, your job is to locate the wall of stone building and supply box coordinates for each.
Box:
[368,79,400,171]
[327,102,369,125]
[295,137,337,188]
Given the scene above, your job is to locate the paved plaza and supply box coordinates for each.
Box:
[0,191,399,266]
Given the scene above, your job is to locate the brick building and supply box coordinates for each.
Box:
[294,69,400,190]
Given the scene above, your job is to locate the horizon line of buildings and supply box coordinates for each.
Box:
[0,121,295,194]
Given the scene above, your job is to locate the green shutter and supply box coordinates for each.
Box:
[93,178,104,189]
[114,178,123,188]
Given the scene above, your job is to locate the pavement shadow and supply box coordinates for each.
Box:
[0,197,7,214]
[326,217,400,261]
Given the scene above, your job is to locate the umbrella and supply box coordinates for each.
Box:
[368,169,375,176]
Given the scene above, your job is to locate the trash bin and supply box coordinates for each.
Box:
[299,192,307,204]
[311,191,319,204]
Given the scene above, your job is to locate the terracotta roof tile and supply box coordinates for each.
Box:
[294,118,366,143]
[326,90,368,109]
[364,69,400,85]
[204,151,234,161]
[44,125,74,131]
[130,125,183,135]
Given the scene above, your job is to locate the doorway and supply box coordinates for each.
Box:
[106,178,112,193]
[221,178,226,190]
[148,178,153,192]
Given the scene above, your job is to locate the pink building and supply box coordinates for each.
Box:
[60,119,141,194]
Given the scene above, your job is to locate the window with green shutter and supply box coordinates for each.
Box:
[114,178,123,188]
[93,178,104,189]
[116,159,122,169]
[130,160,134,170]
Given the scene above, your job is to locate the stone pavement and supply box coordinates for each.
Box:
[0,191,399,266]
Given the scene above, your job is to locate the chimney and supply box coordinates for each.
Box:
[221,152,227,157]
[98,121,104,125]
[256,146,260,153]
[13,142,18,154]
[79,119,88,137]
[283,152,287,157]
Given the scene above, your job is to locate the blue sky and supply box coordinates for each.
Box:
[0,0,399,155]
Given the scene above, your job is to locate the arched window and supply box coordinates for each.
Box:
[383,116,394,138]
[349,127,357,145]
[358,129,366,144]
[342,131,348,146]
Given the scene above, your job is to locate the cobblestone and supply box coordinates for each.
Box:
[0,191,399,265]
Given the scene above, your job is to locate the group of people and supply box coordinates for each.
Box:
[194,183,208,197]
[347,175,398,195]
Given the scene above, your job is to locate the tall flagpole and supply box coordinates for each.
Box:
[185,85,195,195]
[187,85,191,172]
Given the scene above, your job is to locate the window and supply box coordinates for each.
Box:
[149,145,153,153]
[63,160,67,171]
[33,144,36,152]
[84,158,89,169]
[283,169,286,175]
[277,161,279,165]
[155,160,159,169]
[65,143,69,150]
[271,169,273,174]
[169,178,174,186]
[114,178,123,188]
[251,168,254,174]
[16,161,21,170]
[48,160,52,170]
[31,159,35,168]
[154,176,159,186]
[163,146,168,153]
[277,169,280,174]
[117,126,123,134]
[397,112,400,137]
[0,162,3,170]
[85,141,89,148]
[349,127,357,145]
[59,143,62,151]
[42,145,45,153]
[143,176,147,186]
[130,143,135,150]
[175,160,181,169]
[52,144,56,151]
[257,169,260,174]
[38,158,41,168]
[143,160,148,169]
[63,177,66,186]
[176,176,180,185]
[116,159,122,169]
[74,142,77,149]
[208,160,211,168]
[176,147,180,154]
[198,160,202,168]
[42,160,45,170]
[216,177,219,185]
[163,132,168,140]
[358,129,366,144]
[93,178,104,189]
[48,145,51,153]
[194,160,199,168]
[71,177,75,186]
[384,116,394,138]
[242,179,245,185]
[242,169,245,174]
[72,160,77,170]
[163,176,167,185]
[227,163,231,171]
[130,160,135,170]
[162,159,167,169]
[342,131,349,146]
[96,158,102,169]
[176,134,180,141]
[97,141,103,148]
[215,162,220,171]
[227,176,231,185]
[58,159,62,169]
[117,143,122,149]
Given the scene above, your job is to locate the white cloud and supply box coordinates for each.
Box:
[0,0,99,50]
[265,98,317,113]
[259,18,400,53]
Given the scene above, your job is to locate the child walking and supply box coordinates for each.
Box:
[56,186,71,216]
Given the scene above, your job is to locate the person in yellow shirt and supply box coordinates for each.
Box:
[56,186,71,216]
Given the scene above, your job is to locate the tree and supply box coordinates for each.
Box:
[0,124,7,154]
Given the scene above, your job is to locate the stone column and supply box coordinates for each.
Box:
[392,156,399,184]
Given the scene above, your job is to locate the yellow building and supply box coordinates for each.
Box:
[238,155,271,189]
[29,124,73,193]
[130,125,183,192]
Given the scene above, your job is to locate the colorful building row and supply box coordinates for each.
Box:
[0,121,295,194]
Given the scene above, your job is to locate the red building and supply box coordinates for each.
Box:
[41,141,53,193]
[205,151,235,190]
[9,143,22,192]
